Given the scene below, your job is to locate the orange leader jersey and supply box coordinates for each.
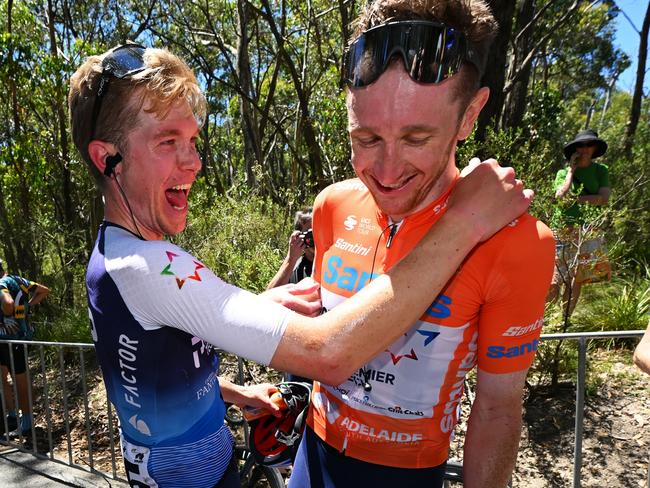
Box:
[308,178,555,469]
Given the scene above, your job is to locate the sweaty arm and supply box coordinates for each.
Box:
[461,212,554,486]
[634,320,650,375]
[29,283,50,307]
[0,289,13,316]
[271,160,533,385]
[463,369,528,488]
[267,232,304,289]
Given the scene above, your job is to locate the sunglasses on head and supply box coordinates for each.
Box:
[343,20,482,88]
[89,44,147,141]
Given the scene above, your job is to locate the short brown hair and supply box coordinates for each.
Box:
[68,47,206,187]
[293,208,313,231]
[352,0,498,95]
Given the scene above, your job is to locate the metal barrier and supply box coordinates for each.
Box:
[0,331,646,486]
[539,330,645,488]
[0,338,123,481]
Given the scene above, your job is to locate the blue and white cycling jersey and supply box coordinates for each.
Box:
[87,222,290,487]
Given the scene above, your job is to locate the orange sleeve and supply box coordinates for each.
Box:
[312,185,336,284]
[476,217,556,374]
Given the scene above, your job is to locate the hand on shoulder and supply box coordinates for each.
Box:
[451,158,532,242]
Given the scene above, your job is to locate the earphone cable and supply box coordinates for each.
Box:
[114,175,145,240]
[360,221,399,392]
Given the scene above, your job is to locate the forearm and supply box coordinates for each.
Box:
[218,377,281,413]
[577,194,606,205]
[219,377,246,404]
[634,334,650,375]
[29,286,49,307]
[272,210,481,384]
[0,294,14,316]
[463,402,522,488]
[555,171,574,199]
[266,257,298,289]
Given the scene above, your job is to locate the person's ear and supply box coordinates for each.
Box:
[88,140,120,177]
[456,86,490,141]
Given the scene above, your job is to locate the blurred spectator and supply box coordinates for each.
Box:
[547,129,611,317]
[0,259,50,435]
[267,209,316,383]
[267,209,314,289]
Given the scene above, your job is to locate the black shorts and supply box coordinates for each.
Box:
[0,343,28,374]
[289,427,447,488]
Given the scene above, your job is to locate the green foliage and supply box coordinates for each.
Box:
[34,307,94,344]
[573,273,650,334]
[173,178,313,293]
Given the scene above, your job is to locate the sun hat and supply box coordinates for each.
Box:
[563,129,608,160]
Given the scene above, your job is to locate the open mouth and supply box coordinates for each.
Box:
[165,184,191,211]
[373,174,416,193]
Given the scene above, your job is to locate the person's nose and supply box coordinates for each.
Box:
[179,143,202,173]
[373,143,402,182]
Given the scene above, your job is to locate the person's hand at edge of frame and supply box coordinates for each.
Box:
[260,278,322,317]
[451,158,533,243]
[237,383,284,417]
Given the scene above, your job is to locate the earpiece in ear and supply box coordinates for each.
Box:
[104,153,123,177]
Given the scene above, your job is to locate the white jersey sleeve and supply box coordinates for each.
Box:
[104,225,289,365]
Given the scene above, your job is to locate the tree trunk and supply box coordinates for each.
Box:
[623,1,650,160]
[47,0,77,303]
[6,0,37,277]
[338,0,356,88]
[501,0,536,130]
[260,0,325,190]
[237,0,262,187]
[476,0,517,142]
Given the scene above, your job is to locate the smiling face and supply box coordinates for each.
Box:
[347,63,488,221]
[112,99,202,239]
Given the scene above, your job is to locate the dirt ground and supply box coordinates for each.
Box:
[449,354,650,487]
[9,350,649,487]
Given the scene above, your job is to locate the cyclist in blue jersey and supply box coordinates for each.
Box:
[0,259,50,435]
[68,44,532,487]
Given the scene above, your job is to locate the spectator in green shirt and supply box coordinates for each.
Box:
[548,129,610,316]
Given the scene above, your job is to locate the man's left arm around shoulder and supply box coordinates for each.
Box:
[463,367,529,488]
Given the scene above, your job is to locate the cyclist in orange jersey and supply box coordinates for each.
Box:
[289,1,555,487]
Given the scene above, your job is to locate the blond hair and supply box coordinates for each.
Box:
[68,47,206,186]
[353,0,497,94]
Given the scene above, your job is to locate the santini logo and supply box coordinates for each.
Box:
[502,318,544,337]
[334,238,371,256]
[487,339,539,359]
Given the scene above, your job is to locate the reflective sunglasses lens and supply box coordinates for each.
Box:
[404,24,447,83]
[345,34,385,87]
[103,45,146,78]
[344,22,464,87]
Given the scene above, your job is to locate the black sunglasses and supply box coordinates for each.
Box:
[89,44,147,141]
[343,20,482,88]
